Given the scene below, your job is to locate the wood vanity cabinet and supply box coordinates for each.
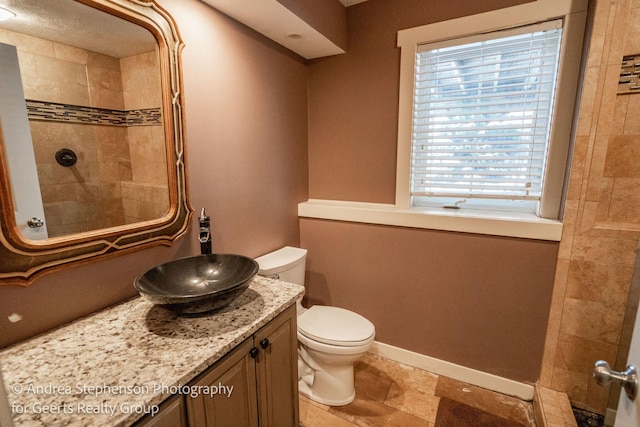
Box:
[186,305,299,427]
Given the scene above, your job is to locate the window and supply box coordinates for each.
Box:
[396,2,588,222]
[411,22,563,214]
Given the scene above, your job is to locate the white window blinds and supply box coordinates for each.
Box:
[411,21,563,211]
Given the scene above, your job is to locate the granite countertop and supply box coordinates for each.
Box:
[0,277,304,427]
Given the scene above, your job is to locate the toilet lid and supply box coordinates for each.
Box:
[297,305,375,346]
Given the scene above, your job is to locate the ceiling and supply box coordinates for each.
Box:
[201,0,370,59]
[202,0,347,59]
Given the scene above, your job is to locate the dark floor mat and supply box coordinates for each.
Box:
[434,398,527,427]
[572,407,604,427]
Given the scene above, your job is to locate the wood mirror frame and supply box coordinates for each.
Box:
[0,0,192,286]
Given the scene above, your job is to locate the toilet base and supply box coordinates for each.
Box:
[297,345,364,407]
[298,378,355,406]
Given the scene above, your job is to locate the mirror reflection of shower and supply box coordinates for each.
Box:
[0,0,169,239]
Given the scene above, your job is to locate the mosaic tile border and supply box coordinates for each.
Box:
[25,100,162,126]
[618,54,640,94]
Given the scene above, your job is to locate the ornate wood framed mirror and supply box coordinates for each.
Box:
[0,0,191,285]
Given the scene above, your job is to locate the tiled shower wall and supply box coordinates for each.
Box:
[121,51,169,225]
[0,28,167,237]
[541,0,640,414]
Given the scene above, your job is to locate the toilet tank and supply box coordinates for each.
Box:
[255,246,307,285]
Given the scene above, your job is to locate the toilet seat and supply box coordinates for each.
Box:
[297,305,375,347]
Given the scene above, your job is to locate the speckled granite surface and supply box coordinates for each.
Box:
[0,277,304,427]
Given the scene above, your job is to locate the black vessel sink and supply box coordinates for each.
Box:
[134,254,259,314]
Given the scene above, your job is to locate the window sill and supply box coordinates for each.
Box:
[298,199,562,241]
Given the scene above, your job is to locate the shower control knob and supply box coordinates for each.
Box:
[593,360,638,400]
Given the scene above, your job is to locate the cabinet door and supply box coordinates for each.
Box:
[187,338,259,427]
[133,395,187,427]
[254,305,299,427]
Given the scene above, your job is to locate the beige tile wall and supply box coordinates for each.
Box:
[122,50,168,190]
[540,0,640,414]
[121,50,168,222]
[121,182,169,224]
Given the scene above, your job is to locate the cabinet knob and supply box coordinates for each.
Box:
[249,347,259,359]
[260,338,270,349]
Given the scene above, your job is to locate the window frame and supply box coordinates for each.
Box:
[395,0,588,220]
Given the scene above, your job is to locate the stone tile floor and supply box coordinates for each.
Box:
[299,352,536,427]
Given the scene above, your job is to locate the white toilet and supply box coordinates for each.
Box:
[255,246,375,406]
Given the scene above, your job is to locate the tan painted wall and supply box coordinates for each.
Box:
[300,219,558,382]
[0,0,309,348]
[303,0,555,383]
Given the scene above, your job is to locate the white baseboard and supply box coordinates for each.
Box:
[369,341,535,401]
